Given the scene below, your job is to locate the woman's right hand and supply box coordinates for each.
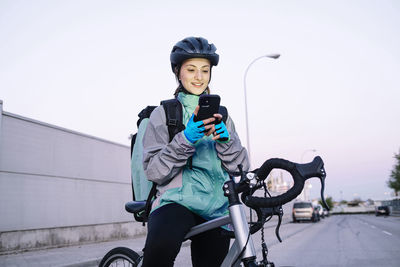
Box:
[184,106,216,144]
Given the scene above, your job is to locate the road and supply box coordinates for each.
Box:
[175,214,400,266]
[254,214,400,267]
[3,213,396,266]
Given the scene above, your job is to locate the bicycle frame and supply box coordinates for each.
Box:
[185,204,257,267]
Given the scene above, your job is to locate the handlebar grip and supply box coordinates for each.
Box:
[243,157,325,209]
[296,156,326,179]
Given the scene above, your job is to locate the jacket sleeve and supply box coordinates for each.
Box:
[215,116,250,173]
[142,106,195,185]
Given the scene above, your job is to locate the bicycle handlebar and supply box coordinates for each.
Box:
[242,156,327,209]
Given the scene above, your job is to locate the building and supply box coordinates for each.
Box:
[267,170,292,194]
[0,100,145,253]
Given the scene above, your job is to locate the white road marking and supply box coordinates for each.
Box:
[382,231,393,236]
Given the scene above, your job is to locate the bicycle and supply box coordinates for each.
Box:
[99,156,328,267]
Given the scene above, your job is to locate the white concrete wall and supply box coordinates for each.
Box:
[0,101,144,252]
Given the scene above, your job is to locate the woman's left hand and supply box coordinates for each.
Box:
[211,114,230,142]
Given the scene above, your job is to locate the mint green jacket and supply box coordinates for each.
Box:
[142,93,249,220]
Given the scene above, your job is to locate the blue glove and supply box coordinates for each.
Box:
[184,114,205,144]
[214,121,230,142]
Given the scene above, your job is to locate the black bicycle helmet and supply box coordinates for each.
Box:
[170,37,219,73]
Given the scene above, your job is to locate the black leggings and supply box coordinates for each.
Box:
[141,203,230,267]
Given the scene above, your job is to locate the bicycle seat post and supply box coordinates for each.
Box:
[223,180,257,265]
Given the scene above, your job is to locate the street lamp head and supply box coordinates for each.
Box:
[265,54,281,59]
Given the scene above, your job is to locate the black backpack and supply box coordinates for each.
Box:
[130,98,228,223]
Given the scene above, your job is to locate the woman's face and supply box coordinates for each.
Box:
[179,58,211,95]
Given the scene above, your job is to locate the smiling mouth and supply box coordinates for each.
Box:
[191,82,203,87]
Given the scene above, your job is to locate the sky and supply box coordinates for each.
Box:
[1,0,399,202]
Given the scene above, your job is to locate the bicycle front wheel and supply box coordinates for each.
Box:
[99,247,141,267]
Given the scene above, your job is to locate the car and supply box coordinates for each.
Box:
[315,204,325,218]
[313,206,321,221]
[375,206,390,216]
[292,201,319,222]
[323,208,330,217]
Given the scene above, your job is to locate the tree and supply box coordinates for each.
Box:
[319,196,333,210]
[387,150,400,196]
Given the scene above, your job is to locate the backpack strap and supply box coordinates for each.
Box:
[219,105,228,123]
[160,99,186,142]
[130,134,137,160]
[141,183,157,225]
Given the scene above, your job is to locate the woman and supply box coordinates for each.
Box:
[142,37,249,267]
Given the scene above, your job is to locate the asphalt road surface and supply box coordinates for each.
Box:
[175,214,400,266]
[253,214,400,267]
[3,213,398,266]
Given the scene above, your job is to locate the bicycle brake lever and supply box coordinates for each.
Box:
[260,206,283,242]
[296,156,329,210]
[320,172,329,211]
[275,206,283,243]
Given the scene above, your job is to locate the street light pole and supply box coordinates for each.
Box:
[243,54,280,167]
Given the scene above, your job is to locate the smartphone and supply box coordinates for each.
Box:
[194,94,221,122]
